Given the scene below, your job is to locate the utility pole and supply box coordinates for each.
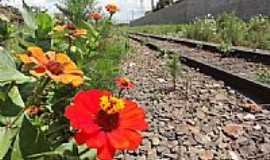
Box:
[151,0,154,11]
[140,0,143,8]
[131,10,134,20]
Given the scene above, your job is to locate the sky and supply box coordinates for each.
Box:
[1,0,155,23]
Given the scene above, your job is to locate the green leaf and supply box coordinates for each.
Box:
[11,116,50,159]
[8,86,25,108]
[18,37,36,49]
[79,145,96,160]
[0,91,5,102]
[0,127,18,159]
[81,21,99,39]
[0,49,16,68]
[20,7,37,30]
[0,50,30,84]
[36,13,53,33]
[11,134,23,160]
[0,96,22,118]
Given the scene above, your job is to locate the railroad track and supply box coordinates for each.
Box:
[128,34,270,105]
[131,32,270,65]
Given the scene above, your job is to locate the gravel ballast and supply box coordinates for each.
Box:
[116,40,270,160]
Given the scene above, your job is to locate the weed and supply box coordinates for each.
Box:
[218,41,233,56]
[167,54,182,90]
[257,70,270,85]
[216,13,246,46]
[87,33,130,90]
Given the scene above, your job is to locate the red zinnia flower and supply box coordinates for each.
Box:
[65,89,148,160]
[89,12,102,21]
[115,77,135,90]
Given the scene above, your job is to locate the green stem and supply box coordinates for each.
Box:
[95,20,98,28]
[79,148,89,156]
[118,88,124,97]
[68,35,72,55]
[29,77,50,106]
[109,14,113,20]
[9,77,50,127]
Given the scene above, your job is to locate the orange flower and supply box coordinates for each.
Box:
[115,77,135,90]
[17,47,84,87]
[105,3,119,15]
[89,12,102,21]
[65,89,148,160]
[72,29,87,38]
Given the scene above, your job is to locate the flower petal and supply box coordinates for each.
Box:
[119,100,148,131]
[49,73,84,87]
[30,66,46,77]
[108,128,142,150]
[55,53,72,64]
[98,143,115,160]
[124,130,143,149]
[65,104,100,134]
[74,130,116,160]
[28,47,48,65]
[17,54,32,64]
[70,75,84,87]
[86,131,107,148]
[107,129,130,149]
[74,130,95,145]
[63,68,83,75]
[73,90,111,115]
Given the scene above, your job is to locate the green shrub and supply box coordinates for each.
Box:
[183,17,217,41]
[246,16,270,49]
[127,13,270,50]
[216,13,246,46]
[257,70,270,85]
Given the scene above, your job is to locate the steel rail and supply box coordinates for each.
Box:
[129,35,270,105]
[131,32,270,65]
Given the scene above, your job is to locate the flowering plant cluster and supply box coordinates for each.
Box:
[0,1,147,160]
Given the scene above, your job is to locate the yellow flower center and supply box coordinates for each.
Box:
[100,96,125,114]
[122,78,130,86]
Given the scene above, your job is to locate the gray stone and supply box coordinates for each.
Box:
[157,146,170,154]
[164,153,178,159]
[261,143,270,154]
[147,149,157,159]
[151,136,160,146]
[194,134,211,145]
